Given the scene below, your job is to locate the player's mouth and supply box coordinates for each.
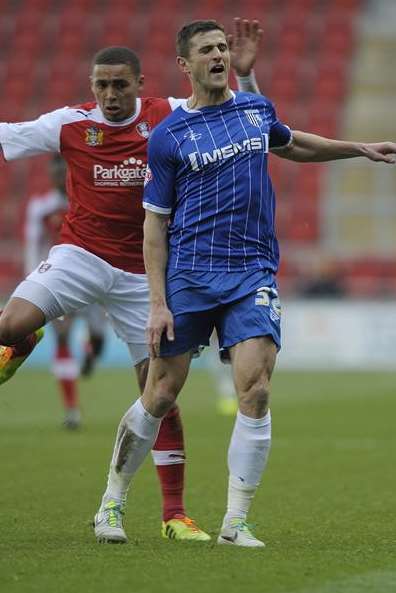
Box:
[210,64,225,75]
[104,105,121,117]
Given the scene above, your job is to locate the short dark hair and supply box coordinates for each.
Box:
[92,46,141,76]
[176,20,225,58]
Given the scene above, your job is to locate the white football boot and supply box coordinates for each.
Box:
[217,518,265,547]
[94,499,128,543]
[63,408,81,430]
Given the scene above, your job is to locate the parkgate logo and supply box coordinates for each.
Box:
[93,157,147,187]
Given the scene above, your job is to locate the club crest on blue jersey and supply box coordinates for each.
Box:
[184,130,202,142]
[244,109,263,128]
[85,127,104,146]
[136,121,151,139]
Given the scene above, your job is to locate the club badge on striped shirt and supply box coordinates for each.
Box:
[244,109,263,128]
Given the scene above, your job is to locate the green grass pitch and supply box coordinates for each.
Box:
[0,368,395,593]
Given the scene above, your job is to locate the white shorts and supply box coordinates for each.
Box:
[12,244,149,365]
[79,303,107,337]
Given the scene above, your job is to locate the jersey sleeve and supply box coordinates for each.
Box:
[266,101,292,149]
[0,107,68,161]
[143,126,176,215]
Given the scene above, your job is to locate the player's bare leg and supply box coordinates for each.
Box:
[0,297,45,343]
[0,298,45,385]
[95,352,210,542]
[52,317,81,429]
[217,336,276,548]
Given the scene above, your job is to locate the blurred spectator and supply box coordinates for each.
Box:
[298,256,346,298]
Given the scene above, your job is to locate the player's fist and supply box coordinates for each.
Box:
[361,142,396,163]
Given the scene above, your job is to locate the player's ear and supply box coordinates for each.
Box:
[137,74,144,90]
[177,56,190,75]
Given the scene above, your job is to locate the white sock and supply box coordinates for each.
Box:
[102,398,162,504]
[224,410,271,523]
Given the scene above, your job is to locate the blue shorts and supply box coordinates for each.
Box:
[160,269,281,359]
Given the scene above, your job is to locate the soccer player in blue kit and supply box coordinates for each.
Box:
[101,21,396,547]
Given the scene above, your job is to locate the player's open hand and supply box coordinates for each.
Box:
[228,17,263,77]
[361,142,396,163]
[146,304,174,359]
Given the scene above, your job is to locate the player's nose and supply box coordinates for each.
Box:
[103,86,117,100]
[211,47,222,59]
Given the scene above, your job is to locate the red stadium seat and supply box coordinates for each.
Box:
[287,204,319,242]
[0,261,23,294]
[56,30,85,54]
[308,115,339,138]
[294,166,322,201]
[12,31,44,54]
[270,54,302,79]
[5,54,36,78]
[4,77,32,102]
[269,76,299,104]
[101,30,133,48]
[314,72,346,103]
[20,0,52,10]
[322,28,355,57]
[14,11,43,33]
[278,103,308,130]
[0,167,11,192]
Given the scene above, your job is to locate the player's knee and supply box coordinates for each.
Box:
[150,375,181,416]
[153,390,177,417]
[238,381,270,417]
[0,313,22,345]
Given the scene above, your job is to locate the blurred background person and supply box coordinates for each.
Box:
[297,254,346,298]
[24,155,106,428]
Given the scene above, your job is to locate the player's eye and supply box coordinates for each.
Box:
[114,81,129,89]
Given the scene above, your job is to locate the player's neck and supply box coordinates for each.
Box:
[187,86,232,110]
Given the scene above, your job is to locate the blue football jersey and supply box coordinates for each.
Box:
[143,91,291,272]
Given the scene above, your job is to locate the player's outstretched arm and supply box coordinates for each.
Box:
[230,17,263,94]
[0,109,65,162]
[143,210,174,359]
[271,130,396,164]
